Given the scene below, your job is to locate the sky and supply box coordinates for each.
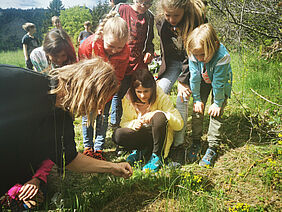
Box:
[0,0,100,9]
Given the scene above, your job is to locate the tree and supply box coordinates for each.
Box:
[91,0,111,29]
[206,0,281,51]
[60,6,93,46]
[48,0,64,17]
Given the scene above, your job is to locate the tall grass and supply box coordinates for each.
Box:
[0,49,25,68]
[1,50,281,211]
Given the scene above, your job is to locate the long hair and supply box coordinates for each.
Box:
[158,0,205,46]
[43,29,77,66]
[128,69,157,105]
[49,57,119,126]
[186,23,220,62]
[92,11,128,44]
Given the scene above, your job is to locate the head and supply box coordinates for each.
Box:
[133,0,153,14]
[49,57,119,125]
[84,21,91,31]
[43,29,76,67]
[52,16,61,29]
[128,69,157,104]
[22,22,36,34]
[95,12,129,56]
[186,23,220,63]
[158,0,205,43]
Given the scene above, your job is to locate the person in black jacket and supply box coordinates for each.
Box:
[0,57,133,198]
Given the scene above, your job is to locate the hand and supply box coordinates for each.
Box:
[18,178,40,201]
[23,190,44,209]
[178,82,192,102]
[111,162,133,179]
[193,101,204,114]
[143,53,153,64]
[133,119,144,130]
[208,103,221,117]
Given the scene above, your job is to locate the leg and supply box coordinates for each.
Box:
[94,101,111,151]
[174,95,188,146]
[82,115,94,148]
[110,75,132,126]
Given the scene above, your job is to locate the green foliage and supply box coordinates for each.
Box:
[91,0,111,30]
[48,0,64,17]
[59,6,92,45]
[0,49,25,67]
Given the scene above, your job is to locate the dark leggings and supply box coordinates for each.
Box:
[113,112,168,157]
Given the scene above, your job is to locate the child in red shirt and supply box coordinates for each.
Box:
[78,11,130,159]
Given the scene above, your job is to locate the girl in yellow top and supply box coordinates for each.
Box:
[113,69,183,172]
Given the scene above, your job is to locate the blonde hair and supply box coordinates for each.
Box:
[93,11,129,44]
[186,23,220,61]
[158,0,205,46]
[22,22,35,32]
[52,16,61,25]
[49,57,119,126]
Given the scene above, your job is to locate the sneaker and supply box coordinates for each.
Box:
[142,153,162,173]
[93,150,106,160]
[199,148,217,167]
[126,150,141,165]
[83,147,95,157]
[187,142,201,163]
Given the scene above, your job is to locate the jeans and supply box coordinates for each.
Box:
[158,60,188,147]
[192,80,227,148]
[82,101,111,150]
[110,75,132,126]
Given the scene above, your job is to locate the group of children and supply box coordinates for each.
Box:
[14,0,233,208]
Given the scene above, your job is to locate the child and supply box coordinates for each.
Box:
[0,58,132,197]
[156,0,206,162]
[1,159,54,210]
[113,69,183,172]
[186,23,232,166]
[110,0,155,128]
[77,21,93,45]
[78,12,130,159]
[30,29,76,73]
[22,22,40,69]
[52,16,62,29]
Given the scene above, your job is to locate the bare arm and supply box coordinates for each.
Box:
[66,153,133,179]
[23,44,28,60]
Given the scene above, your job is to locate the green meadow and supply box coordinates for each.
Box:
[0,49,281,211]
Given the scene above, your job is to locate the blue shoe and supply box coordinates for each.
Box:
[199,148,217,167]
[142,153,162,173]
[126,150,141,165]
[187,142,201,163]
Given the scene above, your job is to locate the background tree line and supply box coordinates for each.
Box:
[0,0,281,59]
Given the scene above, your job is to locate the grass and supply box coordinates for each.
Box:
[0,49,25,68]
[1,49,281,211]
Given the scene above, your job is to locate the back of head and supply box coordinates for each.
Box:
[84,21,91,27]
[52,16,60,24]
[129,69,157,104]
[94,11,128,43]
[43,29,76,64]
[49,57,119,125]
[22,22,35,32]
[186,23,219,60]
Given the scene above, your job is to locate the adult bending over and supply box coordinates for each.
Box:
[113,69,183,172]
[0,57,133,198]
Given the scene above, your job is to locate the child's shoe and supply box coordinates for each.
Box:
[126,150,141,165]
[187,141,201,163]
[83,147,95,157]
[199,148,217,167]
[93,150,106,160]
[142,153,162,173]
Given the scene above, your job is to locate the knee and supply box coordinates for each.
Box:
[151,112,167,127]
[112,128,129,145]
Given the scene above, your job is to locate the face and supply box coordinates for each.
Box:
[103,35,127,56]
[164,8,185,26]
[48,50,68,66]
[135,85,152,104]
[134,0,153,14]
[192,48,213,63]
[54,20,61,28]
[29,27,36,34]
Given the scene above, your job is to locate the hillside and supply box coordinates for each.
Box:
[0,8,47,51]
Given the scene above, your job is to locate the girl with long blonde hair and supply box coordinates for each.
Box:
[78,11,130,159]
